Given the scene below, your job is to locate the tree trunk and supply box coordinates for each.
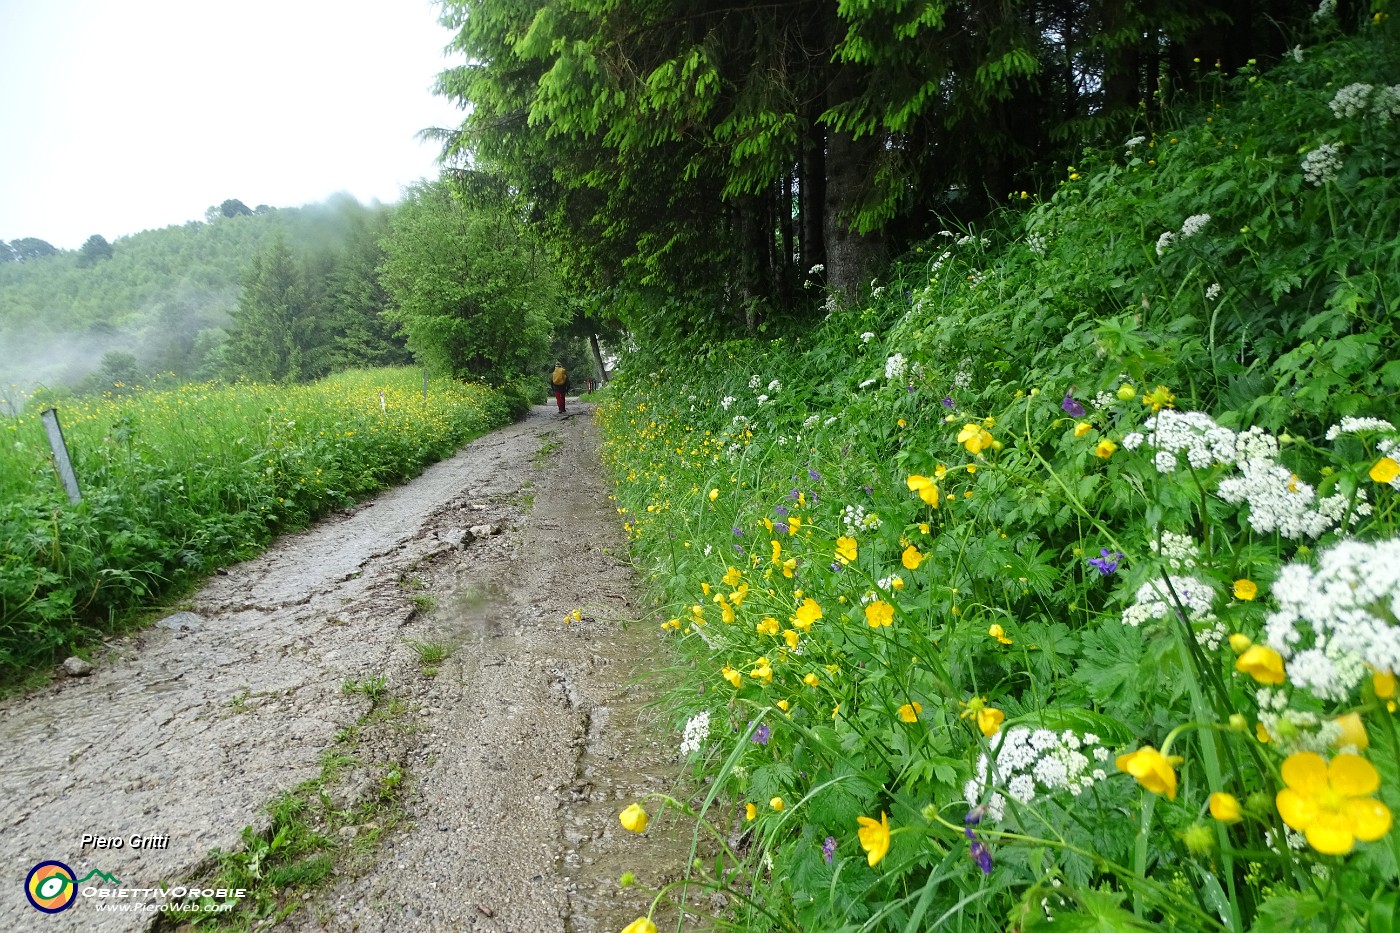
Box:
[589,332,609,384]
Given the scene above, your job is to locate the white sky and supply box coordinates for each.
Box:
[0,0,466,250]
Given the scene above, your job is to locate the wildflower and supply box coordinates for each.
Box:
[1302,143,1344,186]
[1276,752,1392,855]
[898,702,923,722]
[750,659,773,684]
[752,723,772,746]
[902,545,924,570]
[619,803,650,832]
[745,802,756,820]
[1229,633,1252,653]
[865,600,894,628]
[1371,457,1400,484]
[782,628,798,649]
[1236,645,1286,685]
[1141,385,1175,411]
[1061,394,1086,417]
[803,672,819,687]
[793,598,823,631]
[1333,712,1368,751]
[722,666,742,688]
[906,474,940,507]
[770,797,785,812]
[822,836,837,863]
[1376,669,1396,699]
[942,396,955,408]
[1209,792,1243,823]
[988,623,1013,645]
[1206,283,1222,300]
[1095,439,1118,458]
[708,488,719,501]
[1087,549,1122,575]
[1180,213,1211,238]
[1155,231,1175,256]
[835,536,858,564]
[1115,746,1181,799]
[1074,421,1092,437]
[961,697,1005,736]
[679,711,710,755]
[957,423,994,454]
[856,811,891,866]
[621,919,657,933]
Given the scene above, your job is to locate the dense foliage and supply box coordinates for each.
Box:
[598,25,1400,932]
[432,0,1346,327]
[0,195,407,397]
[0,369,511,684]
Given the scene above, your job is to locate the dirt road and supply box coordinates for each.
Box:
[2,403,702,932]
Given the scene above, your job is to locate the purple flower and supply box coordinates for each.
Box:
[788,488,802,501]
[906,384,916,393]
[1087,548,1123,576]
[941,396,955,409]
[752,723,771,746]
[830,561,844,572]
[822,836,837,863]
[774,505,788,517]
[732,525,744,537]
[1061,393,1086,418]
[808,469,821,482]
[734,544,745,555]
[773,521,789,535]
[969,839,993,873]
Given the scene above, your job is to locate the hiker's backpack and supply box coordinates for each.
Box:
[551,366,568,386]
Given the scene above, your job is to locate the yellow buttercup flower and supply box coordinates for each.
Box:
[1228,633,1252,654]
[621,918,657,933]
[782,628,799,649]
[788,515,801,534]
[771,540,782,563]
[776,699,790,711]
[988,623,1013,645]
[957,423,994,454]
[856,811,891,866]
[1141,385,1176,411]
[902,545,924,570]
[906,474,940,506]
[770,797,785,812]
[1095,439,1118,458]
[864,600,894,628]
[708,488,719,501]
[803,672,820,687]
[1276,752,1393,855]
[1235,644,1286,685]
[1333,712,1369,751]
[793,598,823,631]
[1209,792,1242,823]
[721,666,742,688]
[1233,579,1258,601]
[959,697,1004,736]
[781,557,797,578]
[889,575,904,590]
[1116,746,1181,799]
[745,802,756,821]
[750,659,773,684]
[756,617,780,636]
[1370,457,1400,484]
[835,536,858,564]
[619,803,649,832]
[723,566,743,586]
[1375,668,1396,699]
[1073,421,1093,438]
[898,702,922,723]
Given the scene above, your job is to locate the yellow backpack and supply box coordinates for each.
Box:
[551,366,568,386]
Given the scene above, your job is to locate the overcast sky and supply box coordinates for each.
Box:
[0,0,465,250]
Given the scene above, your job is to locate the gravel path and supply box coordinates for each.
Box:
[2,403,704,932]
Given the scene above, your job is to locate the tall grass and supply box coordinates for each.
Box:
[0,368,510,682]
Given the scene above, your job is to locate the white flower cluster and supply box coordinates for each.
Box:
[1206,282,1222,300]
[748,374,761,389]
[956,234,990,248]
[953,360,974,390]
[860,331,876,344]
[756,394,770,405]
[1124,135,1146,151]
[1150,531,1198,570]
[680,711,710,755]
[1264,538,1400,702]
[1312,0,1336,21]
[1290,45,1305,63]
[1026,233,1048,256]
[1122,410,1254,472]
[1092,391,1117,410]
[1181,213,1211,238]
[1122,574,1216,629]
[1324,417,1395,439]
[720,396,736,410]
[964,728,1111,821]
[885,353,908,382]
[1155,231,1175,257]
[1302,143,1344,186]
[841,504,882,532]
[1255,688,1343,754]
[1217,458,1364,539]
[767,379,782,393]
[802,413,821,429]
[1328,83,1400,121]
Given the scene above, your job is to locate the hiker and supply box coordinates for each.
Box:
[550,361,568,414]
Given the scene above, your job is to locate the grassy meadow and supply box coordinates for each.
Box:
[0,368,511,683]
[597,28,1400,933]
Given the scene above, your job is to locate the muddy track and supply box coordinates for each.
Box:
[2,404,705,932]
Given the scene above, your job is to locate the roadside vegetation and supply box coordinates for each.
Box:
[598,27,1400,932]
[0,368,509,684]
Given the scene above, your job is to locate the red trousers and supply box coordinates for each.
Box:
[553,388,566,412]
